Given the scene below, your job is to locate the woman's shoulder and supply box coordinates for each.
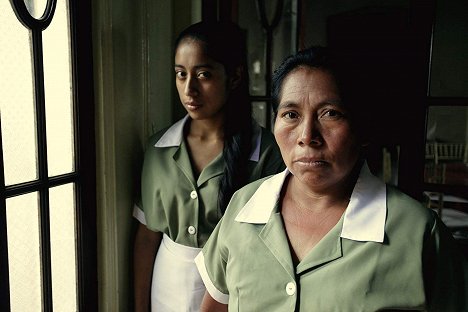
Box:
[146,126,172,147]
[224,172,280,218]
[145,117,188,150]
[256,124,275,142]
[235,175,272,198]
[386,185,437,225]
[254,124,282,156]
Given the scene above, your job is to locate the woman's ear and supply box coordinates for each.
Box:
[229,66,243,90]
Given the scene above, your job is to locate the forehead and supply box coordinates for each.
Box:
[279,67,340,102]
[175,40,214,66]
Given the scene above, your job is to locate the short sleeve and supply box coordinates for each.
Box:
[195,220,229,304]
[132,202,147,225]
[132,131,167,232]
[423,214,467,311]
[138,133,171,234]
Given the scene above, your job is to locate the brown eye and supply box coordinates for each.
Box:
[175,71,186,79]
[321,109,344,119]
[282,111,299,120]
[197,71,212,79]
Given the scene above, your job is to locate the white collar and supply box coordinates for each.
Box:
[154,115,262,162]
[235,163,387,243]
[154,115,188,147]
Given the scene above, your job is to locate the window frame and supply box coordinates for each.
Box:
[0,0,97,310]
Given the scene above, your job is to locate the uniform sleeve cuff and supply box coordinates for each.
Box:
[195,252,229,304]
[132,204,147,225]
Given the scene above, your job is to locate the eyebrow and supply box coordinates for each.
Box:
[174,64,215,70]
[277,99,343,110]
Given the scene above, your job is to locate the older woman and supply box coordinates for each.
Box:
[195,47,466,311]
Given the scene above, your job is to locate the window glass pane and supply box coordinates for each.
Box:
[239,0,266,96]
[49,183,77,311]
[24,0,49,19]
[252,101,267,128]
[252,101,276,130]
[6,192,42,311]
[271,0,297,69]
[429,0,468,97]
[424,106,468,186]
[239,0,297,96]
[43,0,75,177]
[0,2,39,185]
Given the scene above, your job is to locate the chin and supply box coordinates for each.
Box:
[186,110,205,119]
[292,169,331,185]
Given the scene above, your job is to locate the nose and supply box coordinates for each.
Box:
[298,117,322,146]
[184,76,199,97]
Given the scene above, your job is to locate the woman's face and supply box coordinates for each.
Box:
[174,39,230,122]
[274,67,360,193]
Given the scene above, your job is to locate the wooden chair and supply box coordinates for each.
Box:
[433,142,466,164]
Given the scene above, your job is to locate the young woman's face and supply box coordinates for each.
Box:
[274,67,360,193]
[174,39,231,122]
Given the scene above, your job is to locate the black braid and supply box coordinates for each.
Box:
[218,99,253,213]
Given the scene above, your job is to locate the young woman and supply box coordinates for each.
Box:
[133,21,284,311]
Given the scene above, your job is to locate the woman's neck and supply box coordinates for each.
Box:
[184,117,225,177]
[287,175,354,213]
[187,117,225,141]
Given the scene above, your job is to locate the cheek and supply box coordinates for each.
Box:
[207,84,228,103]
[274,126,296,156]
[273,124,286,146]
[175,83,184,97]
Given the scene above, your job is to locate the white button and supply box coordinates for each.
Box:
[188,226,197,235]
[285,282,296,296]
[190,190,198,199]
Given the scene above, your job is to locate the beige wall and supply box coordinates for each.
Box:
[93,0,197,310]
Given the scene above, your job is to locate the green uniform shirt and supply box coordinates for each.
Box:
[133,115,285,247]
[196,164,466,311]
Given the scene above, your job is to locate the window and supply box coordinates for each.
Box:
[423,98,468,219]
[237,0,301,129]
[422,0,468,255]
[0,0,96,310]
[198,0,302,129]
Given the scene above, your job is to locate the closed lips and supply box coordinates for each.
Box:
[295,157,327,165]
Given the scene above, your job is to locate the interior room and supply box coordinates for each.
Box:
[1,0,467,310]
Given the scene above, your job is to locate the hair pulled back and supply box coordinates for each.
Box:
[175,21,253,213]
[271,46,373,144]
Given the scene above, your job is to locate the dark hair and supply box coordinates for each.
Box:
[271,46,372,143]
[272,46,335,113]
[175,21,253,213]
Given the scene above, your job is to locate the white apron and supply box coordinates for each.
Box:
[151,233,205,312]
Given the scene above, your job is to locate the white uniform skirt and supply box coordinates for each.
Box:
[151,233,205,312]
